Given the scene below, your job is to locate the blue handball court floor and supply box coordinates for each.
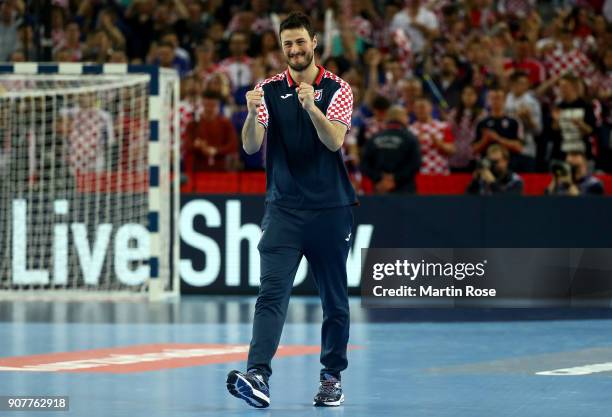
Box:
[2,296,612,417]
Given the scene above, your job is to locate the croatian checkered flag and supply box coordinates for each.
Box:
[392,28,413,76]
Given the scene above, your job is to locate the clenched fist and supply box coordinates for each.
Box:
[246,88,264,115]
[296,82,315,111]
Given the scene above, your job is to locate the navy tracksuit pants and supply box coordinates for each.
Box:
[247,203,353,380]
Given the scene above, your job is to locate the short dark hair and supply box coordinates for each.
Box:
[441,53,460,67]
[488,85,506,95]
[202,90,221,100]
[371,95,391,111]
[279,12,315,39]
[509,70,529,83]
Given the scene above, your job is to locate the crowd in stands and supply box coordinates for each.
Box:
[2,0,611,195]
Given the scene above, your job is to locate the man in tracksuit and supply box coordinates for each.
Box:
[226,12,357,408]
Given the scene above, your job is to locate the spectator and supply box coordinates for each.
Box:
[497,0,536,19]
[344,74,367,193]
[97,8,126,53]
[259,30,284,73]
[218,31,253,98]
[396,77,442,122]
[160,31,191,70]
[181,0,208,49]
[423,53,470,111]
[125,0,155,62]
[83,30,112,63]
[203,71,233,113]
[54,21,83,62]
[322,9,367,67]
[361,106,421,194]
[4,0,612,188]
[545,150,604,196]
[379,57,408,102]
[593,48,612,172]
[151,40,190,78]
[466,144,524,195]
[51,6,67,52]
[548,74,596,161]
[390,0,438,56]
[151,0,188,41]
[192,39,220,84]
[504,71,542,171]
[61,92,115,174]
[465,36,503,91]
[360,95,391,145]
[503,35,546,86]
[227,0,274,36]
[16,22,34,58]
[179,75,204,159]
[467,0,496,31]
[0,0,21,61]
[543,28,595,86]
[186,90,238,172]
[473,87,524,168]
[447,85,483,172]
[115,93,147,174]
[410,97,456,175]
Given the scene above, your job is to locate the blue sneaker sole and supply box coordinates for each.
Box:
[226,370,270,408]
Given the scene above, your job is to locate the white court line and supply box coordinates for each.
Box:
[536,362,612,376]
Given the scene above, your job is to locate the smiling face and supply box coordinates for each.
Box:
[280,27,316,72]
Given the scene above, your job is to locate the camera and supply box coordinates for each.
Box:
[475,158,491,171]
[550,160,571,178]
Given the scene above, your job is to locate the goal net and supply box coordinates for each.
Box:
[0,64,180,300]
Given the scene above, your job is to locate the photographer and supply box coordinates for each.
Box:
[545,150,604,196]
[466,144,524,195]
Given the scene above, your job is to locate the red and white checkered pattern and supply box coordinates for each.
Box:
[352,16,373,43]
[256,96,269,128]
[410,120,454,175]
[544,48,595,84]
[392,28,413,76]
[227,14,273,35]
[323,71,353,129]
[179,99,203,156]
[253,72,287,128]
[67,108,113,173]
[497,0,536,17]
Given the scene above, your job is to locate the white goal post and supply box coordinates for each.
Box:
[0,63,180,301]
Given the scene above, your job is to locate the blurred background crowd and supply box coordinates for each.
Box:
[1,0,611,195]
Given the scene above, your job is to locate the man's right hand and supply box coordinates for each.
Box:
[246,88,264,115]
[480,168,496,184]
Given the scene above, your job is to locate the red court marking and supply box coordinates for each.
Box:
[0,344,361,374]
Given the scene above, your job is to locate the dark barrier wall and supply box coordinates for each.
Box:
[179,195,612,295]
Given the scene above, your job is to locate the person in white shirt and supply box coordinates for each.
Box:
[504,71,541,171]
[390,0,438,55]
[0,1,21,61]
